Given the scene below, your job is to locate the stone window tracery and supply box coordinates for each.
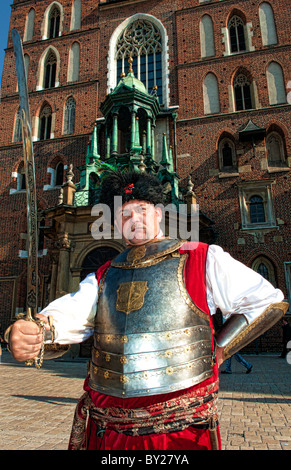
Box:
[233,73,253,110]
[44,51,57,88]
[116,20,163,101]
[228,16,246,53]
[39,104,52,140]
[49,6,60,39]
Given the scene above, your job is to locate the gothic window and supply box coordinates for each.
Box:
[218,137,237,171]
[203,73,220,114]
[233,73,253,110]
[24,8,35,42]
[24,54,30,84]
[200,15,215,58]
[222,142,233,167]
[39,105,52,140]
[228,16,246,53]
[249,195,265,223]
[63,97,76,135]
[49,7,60,39]
[71,0,82,31]
[267,62,286,105]
[13,108,22,143]
[18,164,26,191]
[252,256,277,286]
[44,51,57,88]
[259,3,278,46]
[55,162,64,186]
[266,131,286,167]
[68,42,80,82]
[116,19,163,101]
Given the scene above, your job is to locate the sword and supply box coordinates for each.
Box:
[12,29,45,368]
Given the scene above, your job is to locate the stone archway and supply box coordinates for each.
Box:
[80,245,120,281]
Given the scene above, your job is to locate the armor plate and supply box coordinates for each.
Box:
[89,239,214,397]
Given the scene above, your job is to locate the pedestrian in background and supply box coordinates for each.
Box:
[221,352,253,374]
[280,318,291,358]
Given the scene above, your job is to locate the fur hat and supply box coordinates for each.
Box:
[99,169,164,221]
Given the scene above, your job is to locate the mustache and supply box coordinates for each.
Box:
[130,223,145,232]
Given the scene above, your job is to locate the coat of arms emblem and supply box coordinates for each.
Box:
[116,281,148,314]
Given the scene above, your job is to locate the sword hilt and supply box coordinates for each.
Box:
[16,307,46,369]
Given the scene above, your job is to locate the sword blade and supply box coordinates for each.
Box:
[12,29,38,316]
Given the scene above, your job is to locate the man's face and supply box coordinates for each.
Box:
[115,200,162,245]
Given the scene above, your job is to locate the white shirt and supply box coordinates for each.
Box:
[41,244,284,344]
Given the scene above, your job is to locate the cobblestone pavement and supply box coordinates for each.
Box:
[0,350,290,451]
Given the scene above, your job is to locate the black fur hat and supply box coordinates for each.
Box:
[99,169,164,220]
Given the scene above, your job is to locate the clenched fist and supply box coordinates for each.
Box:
[8,314,49,362]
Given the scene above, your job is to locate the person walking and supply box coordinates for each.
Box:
[221,353,253,374]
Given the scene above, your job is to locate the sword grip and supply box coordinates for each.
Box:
[25,307,34,321]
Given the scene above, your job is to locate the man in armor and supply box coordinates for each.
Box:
[6,170,288,450]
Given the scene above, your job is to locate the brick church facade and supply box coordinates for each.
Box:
[0,0,290,352]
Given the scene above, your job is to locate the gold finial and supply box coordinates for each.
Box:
[120,72,126,78]
[128,56,133,74]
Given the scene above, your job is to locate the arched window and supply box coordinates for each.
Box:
[200,15,215,58]
[71,0,82,31]
[63,96,76,135]
[49,6,60,39]
[203,73,220,114]
[68,42,80,82]
[13,108,22,143]
[222,142,233,167]
[266,131,286,167]
[18,163,26,191]
[115,19,163,102]
[24,54,30,83]
[257,262,269,279]
[44,51,57,88]
[39,104,52,140]
[239,183,276,229]
[24,8,35,42]
[55,162,64,186]
[259,3,278,46]
[228,16,246,53]
[252,256,277,286]
[218,137,237,171]
[233,73,253,110]
[267,62,286,105]
[249,195,265,223]
[80,246,120,281]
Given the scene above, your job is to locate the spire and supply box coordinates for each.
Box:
[160,133,173,171]
[86,123,100,163]
[185,175,197,210]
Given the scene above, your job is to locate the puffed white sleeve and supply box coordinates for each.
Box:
[205,245,284,323]
[40,273,98,344]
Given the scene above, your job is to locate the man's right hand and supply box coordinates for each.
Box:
[8,315,48,362]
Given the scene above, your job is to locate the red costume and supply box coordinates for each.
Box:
[69,243,221,450]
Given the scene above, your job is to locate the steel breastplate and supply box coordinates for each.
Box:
[89,239,214,398]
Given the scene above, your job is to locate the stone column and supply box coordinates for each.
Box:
[55,233,71,297]
[130,111,136,151]
[146,117,152,156]
[111,113,118,155]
